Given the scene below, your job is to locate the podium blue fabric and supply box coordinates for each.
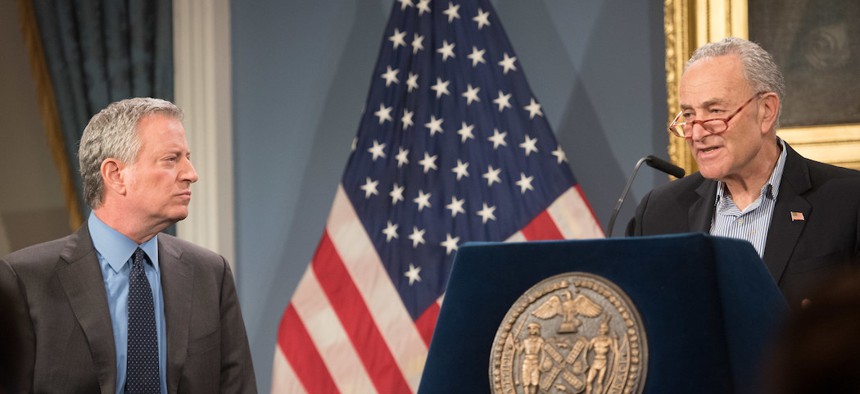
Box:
[418,233,788,393]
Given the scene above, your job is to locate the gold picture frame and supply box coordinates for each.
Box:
[663,0,860,174]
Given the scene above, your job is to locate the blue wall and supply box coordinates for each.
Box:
[232,1,668,390]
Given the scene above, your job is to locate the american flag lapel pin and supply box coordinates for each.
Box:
[790,211,805,222]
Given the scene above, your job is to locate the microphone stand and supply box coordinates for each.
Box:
[606,157,649,237]
[606,155,685,237]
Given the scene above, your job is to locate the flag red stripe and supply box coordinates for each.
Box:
[313,231,413,393]
[414,301,440,347]
[277,305,338,393]
[521,210,565,240]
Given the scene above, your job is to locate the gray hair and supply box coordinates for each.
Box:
[687,37,786,128]
[78,97,183,209]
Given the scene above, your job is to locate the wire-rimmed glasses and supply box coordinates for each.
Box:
[668,93,763,138]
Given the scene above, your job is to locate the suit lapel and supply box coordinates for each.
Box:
[56,225,117,394]
[159,236,193,393]
[763,146,812,283]
[689,178,717,232]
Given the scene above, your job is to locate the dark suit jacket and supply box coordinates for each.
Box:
[627,143,860,308]
[0,224,257,393]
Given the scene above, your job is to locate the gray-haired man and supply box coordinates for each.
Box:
[1,98,256,393]
[628,38,860,310]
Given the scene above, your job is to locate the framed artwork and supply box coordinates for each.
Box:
[664,0,860,173]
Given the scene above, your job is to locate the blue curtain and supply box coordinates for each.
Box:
[28,0,173,226]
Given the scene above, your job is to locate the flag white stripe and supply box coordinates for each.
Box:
[546,187,604,239]
[291,267,377,393]
[327,185,428,391]
[505,231,527,242]
[271,347,307,394]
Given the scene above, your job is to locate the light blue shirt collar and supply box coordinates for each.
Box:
[88,213,159,272]
[715,137,788,204]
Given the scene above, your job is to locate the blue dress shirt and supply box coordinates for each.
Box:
[88,213,168,394]
[711,138,788,257]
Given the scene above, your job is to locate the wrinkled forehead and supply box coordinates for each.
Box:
[134,114,189,148]
[680,56,752,107]
[134,111,183,131]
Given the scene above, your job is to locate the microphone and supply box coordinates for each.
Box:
[605,155,685,237]
[643,155,685,179]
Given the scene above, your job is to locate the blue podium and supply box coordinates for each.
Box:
[418,234,788,393]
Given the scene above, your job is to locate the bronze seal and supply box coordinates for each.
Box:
[489,273,647,394]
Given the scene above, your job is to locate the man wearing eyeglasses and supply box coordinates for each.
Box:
[627,37,860,309]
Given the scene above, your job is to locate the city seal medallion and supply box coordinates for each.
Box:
[489,273,647,394]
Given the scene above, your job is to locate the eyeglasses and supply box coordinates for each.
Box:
[668,93,762,138]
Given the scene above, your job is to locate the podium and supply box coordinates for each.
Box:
[418,234,788,393]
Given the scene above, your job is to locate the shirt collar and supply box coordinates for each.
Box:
[715,137,788,204]
[88,212,160,273]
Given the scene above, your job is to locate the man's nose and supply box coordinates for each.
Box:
[688,121,710,141]
[182,159,199,183]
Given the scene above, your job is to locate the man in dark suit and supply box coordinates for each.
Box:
[628,37,860,310]
[0,98,256,393]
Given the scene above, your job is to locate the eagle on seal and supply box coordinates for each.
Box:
[531,288,602,333]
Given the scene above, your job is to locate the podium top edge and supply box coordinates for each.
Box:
[460,232,753,250]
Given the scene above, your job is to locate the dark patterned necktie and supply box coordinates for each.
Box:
[127,248,160,393]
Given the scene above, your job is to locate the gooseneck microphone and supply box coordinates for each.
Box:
[606,155,685,237]
[642,155,685,179]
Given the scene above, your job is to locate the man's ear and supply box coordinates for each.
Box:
[760,92,780,133]
[101,159,126,196]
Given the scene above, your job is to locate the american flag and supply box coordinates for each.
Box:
[271,1,603,392]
